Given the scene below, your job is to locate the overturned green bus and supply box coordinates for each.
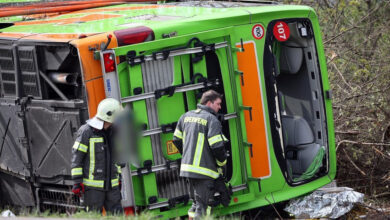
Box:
[0,1,336,218]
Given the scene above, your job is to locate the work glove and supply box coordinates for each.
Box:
[214,176,232,207]
[217,166,226,178]
[72,183,85,197]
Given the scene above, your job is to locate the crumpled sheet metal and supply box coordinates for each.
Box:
[284,187,364,219]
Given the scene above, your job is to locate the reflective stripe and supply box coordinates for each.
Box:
[188,211,195,218]
[216,159,227,167]
[174,129,183,139]
[184,116,207,126]
[181,164,219,179]
[116,164,122,174]
[73,141,88,153]
[208,135,223,146]
[193,133,204,166]
[206,206,212,216]
[89,137,103,180]
[83,178,104,188]
[183,131,186,143]
[71,167,83,176]
[78,143,88,153]
[222,134,228,142]
[111,178,119,187]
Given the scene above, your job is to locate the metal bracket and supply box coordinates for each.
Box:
[232,39,245,53]
[148,196,158,204]
[132,161,180,176]
[136,160,153,176]
[326,90,332,99]
[243,141,253,157]
[147,184,247,210]
[235,70,244,86]
[161,122,177,134]
[142,112,237,137]
[168,194,189,208]
[101,34,112,51]
[122,79,219,104]
[240,105,253,121]
[240,38,245,52]
[126,41,228,66]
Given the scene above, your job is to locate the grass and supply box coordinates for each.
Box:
[0,207,243,219]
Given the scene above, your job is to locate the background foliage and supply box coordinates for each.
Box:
[285,0,390,200]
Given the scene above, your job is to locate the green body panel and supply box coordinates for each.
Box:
[2,4,308,37]
[0,16,24,23]
[158,56,185,161]
[0,2,336,218]
[214,47,245,187]
[119,31,249,207]
[230,23,287,195]
[127,64,159,205]
[181,55,197,110]
[308,11,337,180]
[114,12,335,214]
[2,4,251,34]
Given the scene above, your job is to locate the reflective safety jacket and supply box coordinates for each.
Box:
[71,124,121,190]
[173,104,228,179]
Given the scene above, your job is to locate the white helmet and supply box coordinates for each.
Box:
[87,98,122,129]
[96,98,122,123]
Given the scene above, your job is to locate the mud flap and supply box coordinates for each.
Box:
[0,172,35,206]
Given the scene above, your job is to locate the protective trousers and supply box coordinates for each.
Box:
[83,188,123,214]
[188,178,215,219]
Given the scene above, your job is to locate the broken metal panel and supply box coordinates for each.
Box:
[0,171,35,206]
[0,45,43,99]
[17,46,42,99]
[25,100,86,180]
[0,99,31,177]
[0,45,18,97]
[42,46,71,71]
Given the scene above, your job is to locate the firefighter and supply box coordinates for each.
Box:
[173,90,229,219]
[71,98,123,214]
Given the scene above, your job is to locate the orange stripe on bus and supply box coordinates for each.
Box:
[236,41,271,179]
[0,32,32,39]
[69,5,174,14]
[14,14,122,26]
[22,33,95,42]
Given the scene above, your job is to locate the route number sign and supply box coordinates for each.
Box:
[273,21,290,42]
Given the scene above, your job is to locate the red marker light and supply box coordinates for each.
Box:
[233,197,238,203]
[124,206,135,216]
[114,26,155,46]
[103,52,115,73]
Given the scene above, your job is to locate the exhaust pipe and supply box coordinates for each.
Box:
[48,72,76,85]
